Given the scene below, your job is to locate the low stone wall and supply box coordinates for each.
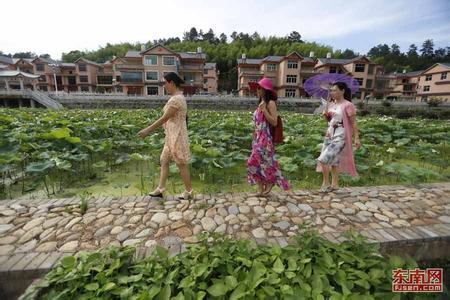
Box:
[54,97,319,113]
[50,94,450,113]
[1,183,449,299]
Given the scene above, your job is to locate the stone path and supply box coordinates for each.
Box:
[0,183,449,281]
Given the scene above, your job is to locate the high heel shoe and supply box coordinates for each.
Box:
[149,187,165,198]
[178,189,194,200]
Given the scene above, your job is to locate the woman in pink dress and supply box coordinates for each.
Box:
[317,82,361,192]
[247,78,291,196]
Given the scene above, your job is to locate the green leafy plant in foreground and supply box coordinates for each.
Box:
[21,230,447,300]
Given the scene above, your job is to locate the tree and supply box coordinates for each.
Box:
[287,31,302,43]
[251,31,261,41]
[230,31,238,42]
[407,44,418,58]
[203,29,218,44]
[420,39,434,58]
[166,37,181,45]
[13,52,36,58]
[219,33,227,44]
[39,54,51,59]
[434,48,446,59]
[339,49,357,59]
[62,50,86,63]
[183,27,199,42]
[391,44,401,56]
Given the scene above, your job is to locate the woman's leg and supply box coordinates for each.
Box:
[320,162,331,187]
[176,163,192,192]
[257,182,265,195]
[331,166,339,189]
[158,158,170,190]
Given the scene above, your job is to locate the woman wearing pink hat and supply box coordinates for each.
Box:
[247,78,291,196]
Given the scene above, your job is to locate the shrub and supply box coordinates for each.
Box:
[381,100,392,107]
[426,97,442,107]
[437,109,450,119]
[395,110,413,119]
[358,109,370,117]
[420,111,439,119]
[21,230,426,300]
[356,101,365,110]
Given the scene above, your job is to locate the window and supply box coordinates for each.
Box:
[79,75,88,83]
[204,78,208,84]
[403,85,412,91]
[402,78,409,83]
[329,66,337,73]
[184,73,195,82]
[423,85,430,92]
[366,79,373,89]
[286,75,297,83]
[285,89,296,97]
[78,64,87,72]
[441,72,447,80]
[355,64,365,72]
[122,72,142,83]
[116,86,123,93]
[81,86,90,92]
[425,75,432,81]
[287,60,298,69]
[39,75,46,82]
[116,76,121,82]
[68,76,76,85]
[355,78,364,86]
[98,76,113,85]
[144,55,158,65]
[56,76,62,85]
[146,71,158,81]
[36,64,45,72]
[39,85,48,91]
[204,69,208,75]
[163,56,175,66]
[147,86,159,95]
[368,65,374,75]
[267,64,277,71]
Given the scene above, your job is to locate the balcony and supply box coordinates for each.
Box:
[116,64,144,70]
[179,65,204,72]
[97,76,113,85]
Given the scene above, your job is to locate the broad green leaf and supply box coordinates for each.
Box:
[206,282,227,297]
[273,258,285,274]
[61,256,76,269]
[84,282,98,291]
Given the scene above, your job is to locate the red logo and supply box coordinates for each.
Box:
[392,268,443,292]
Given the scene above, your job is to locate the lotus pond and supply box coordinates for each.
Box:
[0,109,449,200]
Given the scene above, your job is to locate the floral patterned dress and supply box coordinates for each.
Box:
[317,103,346,167]
[160,94,190,165]
[247,107,290,190]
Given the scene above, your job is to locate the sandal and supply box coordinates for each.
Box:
[262,183,275,196]
[149,187,165,198]
[319,185,332,193]
[178,189,194,200]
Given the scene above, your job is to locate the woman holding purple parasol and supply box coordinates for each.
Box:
[304,74,361,192]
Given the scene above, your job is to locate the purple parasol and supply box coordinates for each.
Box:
[304,73,360,99]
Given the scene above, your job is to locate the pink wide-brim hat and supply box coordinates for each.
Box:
[249,77,277,100]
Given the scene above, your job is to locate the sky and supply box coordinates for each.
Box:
[1,0,449,59]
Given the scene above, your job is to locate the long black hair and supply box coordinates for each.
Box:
[164,72,184,87]
[259,89,276,104]
[333,82,352,102]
